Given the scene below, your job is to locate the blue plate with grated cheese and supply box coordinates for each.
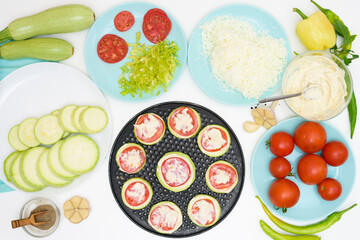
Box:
[188,4,292,106]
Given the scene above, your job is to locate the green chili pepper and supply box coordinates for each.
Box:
[309,0,358,138]
[256,196,357,234]
[260,220,320,240]
[310,0,358,65]
[310,0,343,26]
[348,93,357,138]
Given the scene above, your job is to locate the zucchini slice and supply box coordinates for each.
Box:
[18,117,40,147]
[37,148,73,187]
[48,140,78,179]
[10,152,42,192]
[4,151,20,182]
[58,105,79,133]
[79,107,108,134]
[34,114,64,145]
[8,125,29,151]
[72,106,89,133]
[20,147,48,189]
[51,109,71,138]
[59,134,99,174]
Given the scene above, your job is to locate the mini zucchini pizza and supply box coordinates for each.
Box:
[156,152,195,192]
[121,178,153,210]
[187,194,221,227]
[206,161,238,193]
[134,113,165,145]
[167,106,201,139]
[116,143,146,174]
[198,125,231,157]
[148,201,182,234]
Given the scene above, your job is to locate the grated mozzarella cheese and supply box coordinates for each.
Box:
[126,182,146,203]
[212,169,231,185]
[200,15,287,99]
[121,149,142,170]
[174,108,194,133]
[135,114,160,139]
[192,200,215,225]
[203,128,226,150]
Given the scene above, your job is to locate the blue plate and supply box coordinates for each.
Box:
[251,117,355,223]
[188,4,292,105]
[85,2,187,102]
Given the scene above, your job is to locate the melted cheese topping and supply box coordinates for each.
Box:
[200,15,287,99]
[192,200,215,225]
[151,205,179,230]
[202,128,226,150]
[163,158,190,186]
[126,182,146,204]
[173,108,194,133]
[121,149,143,170]
[212,168,231,184]
[135,114,161,139]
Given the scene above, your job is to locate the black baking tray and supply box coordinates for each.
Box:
[108,101,245,237]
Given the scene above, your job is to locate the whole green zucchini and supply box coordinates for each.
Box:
[0,4,95,44]
[0,38,74,61]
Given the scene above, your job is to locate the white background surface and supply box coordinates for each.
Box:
[0,0,359,239]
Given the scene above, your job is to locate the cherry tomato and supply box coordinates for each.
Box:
[294,121,327,154]
[322,141,348,166]
[268,131,294,157]
[268,179,300,210]
[297,154,327,185]
[97,34,128,63]
[269,157,292,178]
[142,8,172,43]
[114,11,135,32]
[318,178,342,201]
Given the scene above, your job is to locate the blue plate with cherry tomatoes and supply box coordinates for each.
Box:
[251,117,355,223]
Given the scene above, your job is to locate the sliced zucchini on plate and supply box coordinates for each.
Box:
[51,110,71,138]
[48,140,79,179]
[72,106,89,133]
[4,151,20,182]
[37,148,73,187]
[59,134,99,174]
[79,107,108,134]
[35,114,64,145]
[10,152,42,192]
[8,125,29,151]
[20,147,48,189]
[58,105,79,133]
[18,118,40,147]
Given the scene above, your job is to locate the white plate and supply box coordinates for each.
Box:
[0,62,112,195]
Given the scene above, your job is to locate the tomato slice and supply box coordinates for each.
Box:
[118,145,146,173]
[134,113,165,144]
[161,157,191,187]
[168,107,200,137]
[191,199,216,225]
[97,34,128,63]
[201,126,229,152]
[149,205,179,231]
[124,181,150,207]
[114,11,135,32]
[208,163,237,190]
[142,8,172,44]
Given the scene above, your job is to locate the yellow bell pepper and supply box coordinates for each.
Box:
[293,8,336,51]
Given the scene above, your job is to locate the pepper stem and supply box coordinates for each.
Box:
[0,27,12,44]
[293,8,308,20]
[311,0,326,13]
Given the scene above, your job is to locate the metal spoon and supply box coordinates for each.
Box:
[259,84,322,104]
